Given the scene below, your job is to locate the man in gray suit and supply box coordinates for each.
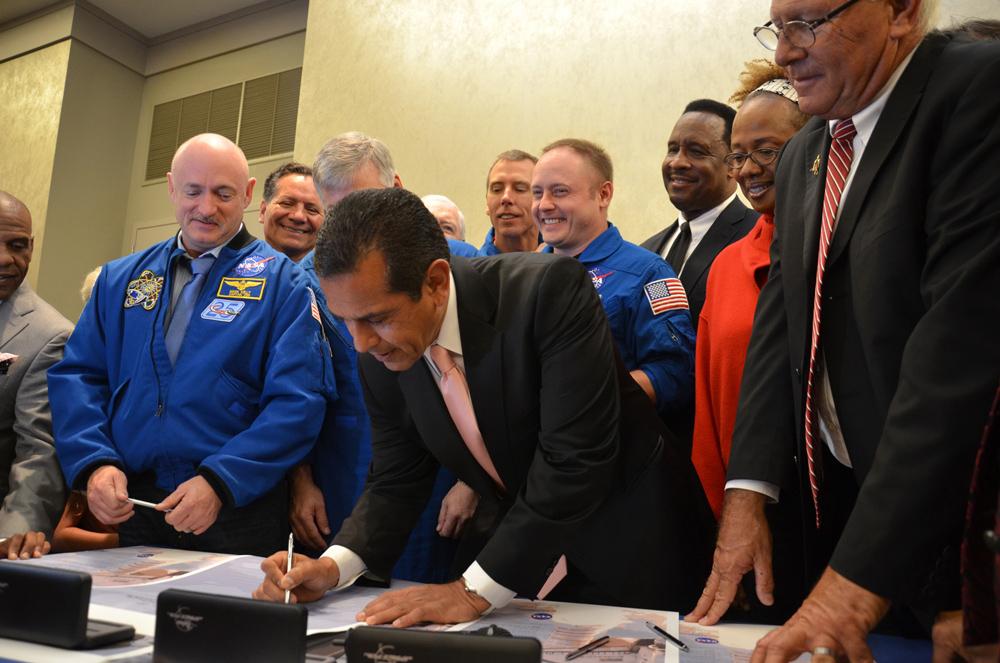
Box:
[0,191,73,559]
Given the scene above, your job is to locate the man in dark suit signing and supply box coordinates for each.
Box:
[641,99,758,328]
[254,187,713,624]
[687,0,1000,661]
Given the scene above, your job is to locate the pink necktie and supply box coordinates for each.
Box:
[429,344,505,491]
[804,119,857,528]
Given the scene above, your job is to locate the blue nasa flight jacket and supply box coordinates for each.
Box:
[49,227,329,508]
[299,252,459,582]
[544,223,696,419]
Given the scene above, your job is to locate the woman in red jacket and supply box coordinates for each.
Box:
[691,61,810,520]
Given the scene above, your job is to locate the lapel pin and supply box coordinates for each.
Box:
[810,155,821,175]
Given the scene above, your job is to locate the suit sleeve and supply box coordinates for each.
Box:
[329,359,441,580]
[829,53,1000,603]
[0,329,71,539]
[726,216,800,492]
[628,261,696,417]
[49,268,126,490]
[475,258,622,596]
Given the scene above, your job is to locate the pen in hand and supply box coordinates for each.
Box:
[126,497,173,513]
[645,620,689,653]
[285,532,294,604]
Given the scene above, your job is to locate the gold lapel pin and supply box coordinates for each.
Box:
[810,155,821,175]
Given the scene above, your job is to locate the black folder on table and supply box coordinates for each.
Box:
[345,626,542,663]
[154,588,308,663]
[0,561,135,649]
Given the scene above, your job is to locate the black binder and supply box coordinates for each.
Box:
[0,561,135,649]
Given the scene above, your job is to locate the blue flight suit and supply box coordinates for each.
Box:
[49,228,328,513]
[447,238,479,257]
[477,228,502,257]
[544,223,695,420]
[476,227,544,257]
[300,252,459,583]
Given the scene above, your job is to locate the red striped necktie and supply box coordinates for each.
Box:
[804,118,857,528]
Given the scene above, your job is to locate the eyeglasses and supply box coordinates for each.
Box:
[724,148,781,169]
[754,0,862,50]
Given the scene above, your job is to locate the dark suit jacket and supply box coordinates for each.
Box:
[332,253,714,610]
[641,197,757,327]
[728,32,1000,609]
[0,283,73,539]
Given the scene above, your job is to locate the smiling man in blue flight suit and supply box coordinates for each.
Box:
[533,139,696,426]
[48,134,329,556]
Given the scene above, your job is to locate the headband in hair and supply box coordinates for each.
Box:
[753,78,799,104]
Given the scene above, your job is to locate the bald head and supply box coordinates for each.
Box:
[421,194,466,241]
[0,191,31,226]
[167,133,256,257]
[0,190,34,300]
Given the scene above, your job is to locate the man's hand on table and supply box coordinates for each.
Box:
[161,476,222,535]
[358,580,490,628]
[0,532,51,559]
[288,463,331,550]
[86,465,134,525]
[254,553,340,603]
[931,610,1000,663]
[750,567,890,663]
[687,489,773,625]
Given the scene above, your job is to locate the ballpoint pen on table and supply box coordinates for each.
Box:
[565,634,610,660]
[645,620,689,653]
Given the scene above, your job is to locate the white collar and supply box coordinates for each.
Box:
[678,191,737,239]
[425,268,462,360]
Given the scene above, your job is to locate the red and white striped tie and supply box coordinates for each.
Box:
[804,119,857,528]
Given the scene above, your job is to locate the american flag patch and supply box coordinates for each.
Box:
[308,288,321,322]
[644,278,688,315]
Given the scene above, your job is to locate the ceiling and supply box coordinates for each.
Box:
[0,0,271,39]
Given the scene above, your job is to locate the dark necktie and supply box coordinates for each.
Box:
[165,255,215,365]
[665,221,691,274]
[804,119,857,527]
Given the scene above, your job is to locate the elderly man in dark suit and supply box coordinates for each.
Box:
[0,191,73,560]
[687,0,1000,661]
[641,99,758,328]
[254,187,714,624]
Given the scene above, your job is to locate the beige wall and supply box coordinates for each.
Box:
[0,40,71,291]
[37,40,144,321]
[295,0,1000,248]
[121,31,308,257]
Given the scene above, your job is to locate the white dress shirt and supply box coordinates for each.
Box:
[659,192,738,274]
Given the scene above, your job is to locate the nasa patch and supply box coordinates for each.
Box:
[588,268,615,290]
[201,299,245,322]
[232,254,274,277]
[530,613,553,620]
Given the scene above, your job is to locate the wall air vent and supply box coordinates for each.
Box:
[143,67,301,182]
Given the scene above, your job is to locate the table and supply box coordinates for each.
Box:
[0,548,931,663]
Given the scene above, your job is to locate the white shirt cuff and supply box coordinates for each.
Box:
[463,561,516,610]
[321,545,370,590]
[725,480,780,502]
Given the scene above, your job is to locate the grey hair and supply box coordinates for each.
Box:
[421,194,466,240]
[916,0,940,33]
[312,132,397,198]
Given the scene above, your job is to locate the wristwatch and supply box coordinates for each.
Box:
[461,576,495,616]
